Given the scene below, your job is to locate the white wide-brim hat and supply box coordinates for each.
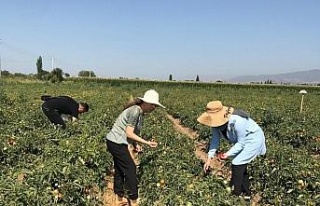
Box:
[138,89,165,108]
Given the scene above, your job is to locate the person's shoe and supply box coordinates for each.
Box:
[239,194,251,201]
[115,195,127,205]
[242,192,251,200]
[129,199,139,206]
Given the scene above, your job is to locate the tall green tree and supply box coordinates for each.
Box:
[196,74,200,82]
[169,74,173,81]
[36,56,44,79]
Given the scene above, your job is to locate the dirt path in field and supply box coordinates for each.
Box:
[166,114,227,176]
[102,176,132,206]
[102,148,140,206]
[102,176,118,206]
[102,158,132,206]
[102,144,140,205]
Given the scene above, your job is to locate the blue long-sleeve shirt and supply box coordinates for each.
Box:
[208,114,266,165]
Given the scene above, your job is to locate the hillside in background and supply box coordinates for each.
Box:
[228,69,320,84]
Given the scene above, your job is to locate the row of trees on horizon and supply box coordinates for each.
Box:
[168,74,200,82]
[0,56,96,82]
[36,56,96,83]
[1,55,204,83]
[1,56,294,85]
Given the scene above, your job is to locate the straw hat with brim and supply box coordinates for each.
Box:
[197,101,234,127]
[138,89,165,108]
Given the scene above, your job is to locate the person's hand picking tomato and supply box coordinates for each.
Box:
[218,152,228,160]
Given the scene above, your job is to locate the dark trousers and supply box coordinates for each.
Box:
[231,164,250,196]
[106,140,138,200]
[42,103,66,129]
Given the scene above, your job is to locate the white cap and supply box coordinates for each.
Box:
[138,89,165,108]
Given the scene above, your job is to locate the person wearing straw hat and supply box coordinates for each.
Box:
[197,100,266,199]
[106,89,165,206]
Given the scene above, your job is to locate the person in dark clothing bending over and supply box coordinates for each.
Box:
[41,95,89,129]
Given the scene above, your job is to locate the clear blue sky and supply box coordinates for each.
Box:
[0,0,319,81]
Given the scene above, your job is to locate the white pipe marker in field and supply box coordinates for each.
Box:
[299,90,307,113]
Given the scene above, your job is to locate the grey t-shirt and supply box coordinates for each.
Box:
[106,105,143,145]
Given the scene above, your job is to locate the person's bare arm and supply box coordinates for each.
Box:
[126,126,157,147]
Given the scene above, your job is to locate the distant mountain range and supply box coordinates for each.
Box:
[228,69,320,84]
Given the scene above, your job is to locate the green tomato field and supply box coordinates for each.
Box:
[0,78,319,206]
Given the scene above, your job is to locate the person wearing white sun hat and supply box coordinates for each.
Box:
[106,89,165,206]
[197,100,266,200]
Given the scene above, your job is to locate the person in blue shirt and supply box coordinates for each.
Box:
[197,100,266,199]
